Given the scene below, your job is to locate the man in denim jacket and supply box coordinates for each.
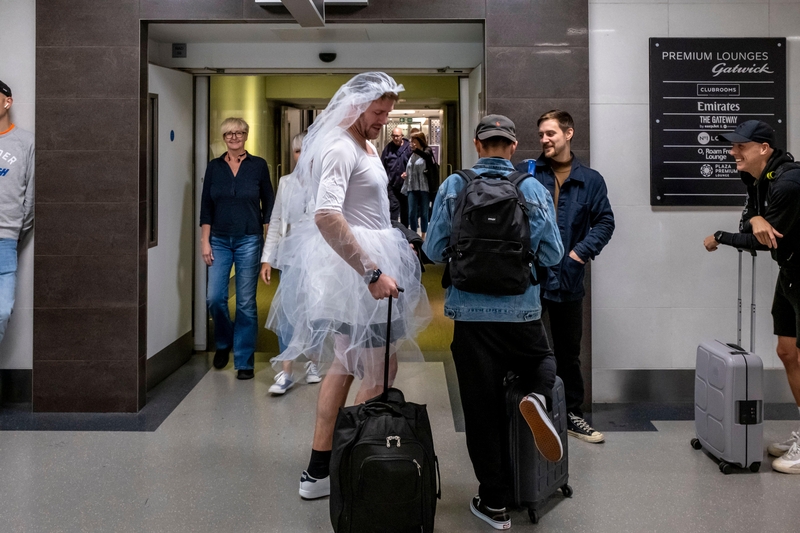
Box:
[424,115,564,530]
[517,110,615,444]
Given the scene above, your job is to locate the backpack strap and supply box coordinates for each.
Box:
[506,170,532,187]
[454,169,478,183]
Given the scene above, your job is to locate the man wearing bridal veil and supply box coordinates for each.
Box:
[264,72,431,499]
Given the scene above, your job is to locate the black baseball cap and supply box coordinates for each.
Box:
[720,120,775,147]
[476,114,517,142]
[0,80,11,98]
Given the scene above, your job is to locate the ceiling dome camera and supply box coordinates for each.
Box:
[319,52,337,63]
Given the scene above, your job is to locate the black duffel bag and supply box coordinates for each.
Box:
[329,295,441,533]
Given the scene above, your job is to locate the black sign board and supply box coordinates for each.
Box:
[650,38,786,206]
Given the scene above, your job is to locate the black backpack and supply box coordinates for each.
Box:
[443,169,535,295]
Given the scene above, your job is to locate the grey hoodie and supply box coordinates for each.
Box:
[0,125,34,240]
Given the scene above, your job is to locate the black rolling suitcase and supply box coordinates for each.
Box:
[330,292,441,533]
[505,374,572,524]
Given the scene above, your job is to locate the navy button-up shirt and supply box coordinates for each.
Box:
[199,152,274,237]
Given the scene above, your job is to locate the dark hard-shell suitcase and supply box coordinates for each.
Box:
[330,293,441,533]
[692,249,764,474]
[506,374,572,524]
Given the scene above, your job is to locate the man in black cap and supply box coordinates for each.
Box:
[424,114,565,528]
[0,79,35,347]
[704,119,800,475]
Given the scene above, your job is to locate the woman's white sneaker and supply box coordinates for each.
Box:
[305,361,322,384]
[268,371,294,395]
[772,442,800,474]
[768,430,799,457]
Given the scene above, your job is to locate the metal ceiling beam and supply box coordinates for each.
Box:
[255,0,324,27]
[255,1,370,26]
[282,0,325,27]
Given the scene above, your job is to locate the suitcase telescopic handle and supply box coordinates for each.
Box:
[735,249,757,353]
[381,287,404,401]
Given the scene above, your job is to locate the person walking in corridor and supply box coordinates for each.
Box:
[200,117,274,380]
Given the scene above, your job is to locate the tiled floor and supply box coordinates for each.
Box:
[1,357,799,532]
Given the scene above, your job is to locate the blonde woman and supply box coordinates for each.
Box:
[200,117,274,380]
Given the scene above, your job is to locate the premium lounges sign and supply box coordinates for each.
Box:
[650,38,786,206]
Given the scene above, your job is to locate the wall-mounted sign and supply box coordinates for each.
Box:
[649,38,786,206]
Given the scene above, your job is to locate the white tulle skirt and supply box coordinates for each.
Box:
[266,221,430,386]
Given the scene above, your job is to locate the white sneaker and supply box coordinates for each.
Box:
[305,361,322,384]
[299,470,330,499]
[768,431,800,457]
[519,394,564,463]
[772,442,800,474]
[268,371,294,395]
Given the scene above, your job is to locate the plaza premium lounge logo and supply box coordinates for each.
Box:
[661,50,775,77]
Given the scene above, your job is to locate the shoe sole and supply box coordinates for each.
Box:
[269,384,293,395]
[568,429,605,443]
[237,373,254,380]
[299,487,330,499]
[519,398,564,462]
[469,499,510,530]
[306,376,322,384]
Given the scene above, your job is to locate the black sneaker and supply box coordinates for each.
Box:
[237,369,254,380]
[469,495,510,530]
[567,413,605,443]
[213,348,230,369]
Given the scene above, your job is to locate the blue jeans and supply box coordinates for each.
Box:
[0,238,17,344]
[408,190,429,233]
[207,234,262,370]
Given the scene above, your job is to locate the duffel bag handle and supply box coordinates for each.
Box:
[380,288,404,402]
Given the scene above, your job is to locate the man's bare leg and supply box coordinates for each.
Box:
[354,349,398,404]
[776,336,800,407]
[311,357,354,451]
[771,336,800,472]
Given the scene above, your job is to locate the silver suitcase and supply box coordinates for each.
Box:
[692,250,764,474]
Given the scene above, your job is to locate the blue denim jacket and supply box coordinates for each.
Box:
[423,157,564,322]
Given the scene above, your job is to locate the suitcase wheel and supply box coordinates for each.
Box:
[528,508,539,524]
[719,460,733,475]
[561,484,573,498]
[690,438,702,451]
[749,462,761,473]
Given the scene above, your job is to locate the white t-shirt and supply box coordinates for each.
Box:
[315,128,390,230]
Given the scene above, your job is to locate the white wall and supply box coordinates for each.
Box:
[147,65,194,358]
[0,0,35,370]
[589,0,800,400]
[149,40,483,72]
[460,63,483,169]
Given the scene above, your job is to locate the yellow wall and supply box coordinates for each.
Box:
[208,74,459,187]
[264,75,459,101]
[209,76,270,163]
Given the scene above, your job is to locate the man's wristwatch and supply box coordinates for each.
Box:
[714,230,724,243]
[365,268,383,285]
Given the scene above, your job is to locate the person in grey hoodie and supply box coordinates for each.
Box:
[0,80,35,344]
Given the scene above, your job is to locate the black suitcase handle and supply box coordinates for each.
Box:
[381,287,404,402]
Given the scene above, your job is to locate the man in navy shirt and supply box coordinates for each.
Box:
[381,127,411,225]
[517,110,615,444]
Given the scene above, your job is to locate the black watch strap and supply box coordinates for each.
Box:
[369,268,383,284]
